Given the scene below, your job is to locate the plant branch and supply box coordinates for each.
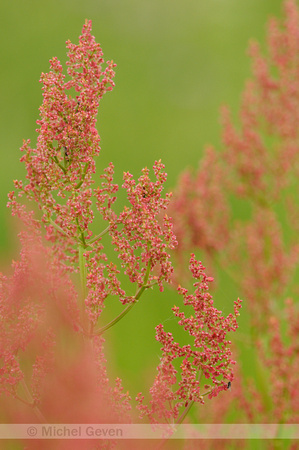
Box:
[75,162,90,189]
[94,256,152,335]
[87,225,110,246]
[75,217,85,245]
[95,302,136,336]
[47,216,76,241]
[20,379,47,423]
[51,155,67,174]
[79,244,87,305]
[175,400,195,426]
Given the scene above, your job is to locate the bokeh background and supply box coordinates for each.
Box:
[0,0,284,420]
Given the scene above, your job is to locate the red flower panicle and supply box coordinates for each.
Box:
[9,19,116,269]
[4,17,242,433]
[137,254,241,424]
[109,160,177,299]
[8,21,178,326]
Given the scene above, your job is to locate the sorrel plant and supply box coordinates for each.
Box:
[2,19,241,433]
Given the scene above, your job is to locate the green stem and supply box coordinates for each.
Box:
[175,400,195,426]
[20,379,47,423]
[95,256,152,335]
[134,257,152,302]
[175,370,204,426]
[87,225,110,245]
[48,217,75,240]
[95,302,136,335]
[75,162,89,189]
[76,217,87,247]
[79,244,87,305]
[51,155,67,174]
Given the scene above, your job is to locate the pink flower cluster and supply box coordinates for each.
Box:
[8,21,178,326]
[137,254,241,423]
[9,20,116,267]
[111,161,177,295]
[3,17,241,433]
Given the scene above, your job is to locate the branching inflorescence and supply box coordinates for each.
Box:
[3,19,241,428]
[137,254,241,424]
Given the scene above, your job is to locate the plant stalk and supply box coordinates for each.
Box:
[95,256,152,335]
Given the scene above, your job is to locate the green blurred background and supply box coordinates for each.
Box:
[0,0,284,416]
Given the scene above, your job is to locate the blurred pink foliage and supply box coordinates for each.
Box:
[169,0,299,430]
